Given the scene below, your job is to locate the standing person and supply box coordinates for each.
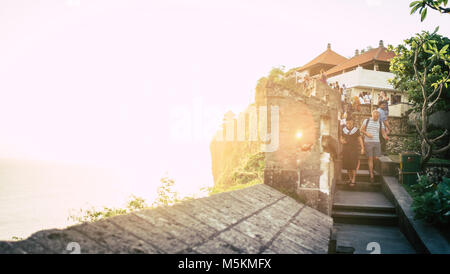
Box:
[378,91,390,116]
[377,101,390,155]
[352,96,361,112]
[341,118,364,187]
[320,70,327,84]
[364,92,371,104]
[359,93,365,104]
[361,110,389,183]
[342,84,347,102]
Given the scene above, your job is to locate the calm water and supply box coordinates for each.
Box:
[0,158,151,240]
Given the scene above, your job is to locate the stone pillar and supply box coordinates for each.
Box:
[263,81,340,216]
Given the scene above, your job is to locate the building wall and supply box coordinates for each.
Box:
[328,67,395,90]
[328,67,410,116]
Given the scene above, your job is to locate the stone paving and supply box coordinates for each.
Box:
[0,184,333,254]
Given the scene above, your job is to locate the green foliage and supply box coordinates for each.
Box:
[68,176,193,224]
[255,66,302,98]
[409,1,450,21]
[388,29,450,114]
[152,176,183,207]
[210,152,265,194]
[11,236,24,241]
[410,167,450,226]
[68,194,148,223]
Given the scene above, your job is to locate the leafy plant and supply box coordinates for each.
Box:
[409,0,450,21]
[389,28,450,166]
[68,176,193,223]
[68,195,149,223]
[410,167,450,226]
[210,151,265,194]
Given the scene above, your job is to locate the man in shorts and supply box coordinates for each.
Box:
[361,110,389,183]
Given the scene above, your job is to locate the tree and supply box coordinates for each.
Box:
[410,0,450,21]
[389,28,450,165]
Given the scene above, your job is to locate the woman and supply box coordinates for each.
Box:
[340,118,364,187]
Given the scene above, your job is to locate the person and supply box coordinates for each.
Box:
[359,93,365,104]
[361,110,389,183]
[335,81,339,90]
[352,96,361,112]
[364,92,371,105]
[339,110,347,129]
[341,118,364,187]
[377,101,390,154]
[378,91,390,116]
[342,84,347,102]
[320,70,327,84]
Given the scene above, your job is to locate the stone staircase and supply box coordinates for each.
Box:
[332,156,417,254]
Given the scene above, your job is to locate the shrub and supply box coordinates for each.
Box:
[410,167,450,226]
[68,176,192,223]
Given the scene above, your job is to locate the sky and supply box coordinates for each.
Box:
[0,0,449,197]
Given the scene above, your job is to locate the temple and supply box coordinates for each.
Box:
[294,41,410,117]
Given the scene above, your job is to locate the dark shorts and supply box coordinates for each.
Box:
[364,142,381,157]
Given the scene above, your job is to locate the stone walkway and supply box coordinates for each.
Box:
[333,156,417,253]
[0,184,332,254]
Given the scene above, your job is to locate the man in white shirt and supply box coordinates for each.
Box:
[361,110,389,183]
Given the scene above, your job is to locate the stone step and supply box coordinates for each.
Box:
[333,203,396,214]
[336,181,381,192]
[333,190,395,213]
[359,163,369,169]
[333,223,417,254]
[341,169,380,182]
[332,210,398,226]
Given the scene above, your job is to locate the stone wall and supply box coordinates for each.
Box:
[351,112,409,135]
[261,80,341,215]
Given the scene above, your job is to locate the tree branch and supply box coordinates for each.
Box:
[425,3,450,14]
[427,71,450,111]
[413,40,427,96]
[415,118,432,146]
[431,129,449,142]
[433,139,450,154]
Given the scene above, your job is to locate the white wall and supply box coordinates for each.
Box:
[328,66,395,91]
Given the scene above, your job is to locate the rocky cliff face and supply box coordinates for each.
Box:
[209,105,263,189]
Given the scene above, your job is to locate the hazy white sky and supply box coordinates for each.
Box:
[0,0,448,194]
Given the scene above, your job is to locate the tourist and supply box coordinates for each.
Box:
[339,87,345,103]
[342,84,347,102]
[359,93,365,104]
[361,110,389,183]
[340,117,364,187]
[378,91,390,116]
[339,110,347,129]
[352,96,361,112]
[364,92,371,104]
[377,101,390,154]
[320,70,327,84]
